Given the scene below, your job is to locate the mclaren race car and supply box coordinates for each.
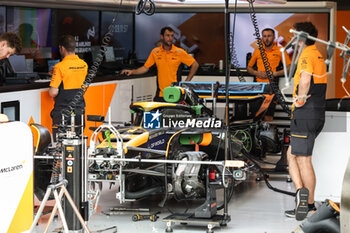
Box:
[87,85,244,206]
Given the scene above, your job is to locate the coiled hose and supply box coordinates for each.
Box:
[247,0,291,116]
[50,0,124,185]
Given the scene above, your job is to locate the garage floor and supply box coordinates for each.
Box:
[33,172,304,233]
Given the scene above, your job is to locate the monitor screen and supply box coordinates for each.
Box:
[6,7,53,72]
[8,55,27,73]
[135,13,225,64]
[101,12,133,61]
[1,101,19,121]
[47,59,60,72]
[230,12,330,68]
[51,9,100,65]
[7,7,52,48]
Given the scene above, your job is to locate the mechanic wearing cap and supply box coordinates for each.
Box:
[121,26,199,102]
[247,28,291,121]
[49,35,88,140]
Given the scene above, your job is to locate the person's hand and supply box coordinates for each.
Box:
[121,69,133,76]
[256,71,267,79]
[293,94,311,108]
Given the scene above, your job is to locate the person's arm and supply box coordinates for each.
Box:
[294,71,311,107]
[121,66,149,76]
[122,50,154,76]
[185,61,199,81]
[49,65,61,100]
[247,66,258,76]
[247,66,267,79]
[49,87,59,99]
[247,50,267,79]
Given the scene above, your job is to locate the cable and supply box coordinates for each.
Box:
[229,0,246,82]
[247,0,291,117]
[241,149,295,196]
[337,82,350,110]
[342,81,350,97]
[135,0,155,16]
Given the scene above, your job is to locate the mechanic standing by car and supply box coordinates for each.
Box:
[284,22,327,221]
[121,26,199,102]
[247,28,291,121]
[49,35,88,140]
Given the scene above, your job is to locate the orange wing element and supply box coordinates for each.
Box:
[255,94,274,117]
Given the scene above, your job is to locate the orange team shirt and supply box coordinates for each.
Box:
[50,54,88,89]
[293,44,327,98]
[248,44,291,83]
[292,44,327,120]
[144,45,195,97]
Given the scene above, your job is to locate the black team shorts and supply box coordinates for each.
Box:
[290,118,325,156]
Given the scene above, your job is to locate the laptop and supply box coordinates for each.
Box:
[5,55,38,84]
[8,55,37,77]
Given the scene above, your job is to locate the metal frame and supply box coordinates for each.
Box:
[281,28,350,89]
[29,180,90,233]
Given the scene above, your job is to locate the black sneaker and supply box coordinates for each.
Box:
[284,209,296,218]
[295,187,309,221]
[284,206,316,219]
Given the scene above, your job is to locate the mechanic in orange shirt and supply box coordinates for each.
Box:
[121,26,199,102]
[49,35,88,139]
[284,22,327,221]
[247,28,291,121]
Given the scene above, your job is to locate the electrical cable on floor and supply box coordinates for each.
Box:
[241,150,295,197]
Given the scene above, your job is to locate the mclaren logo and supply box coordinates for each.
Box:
[0,164,23,174]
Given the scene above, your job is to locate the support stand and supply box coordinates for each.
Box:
[223,0,231,221]
[162,169,231,233]
[29,180,90,233]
